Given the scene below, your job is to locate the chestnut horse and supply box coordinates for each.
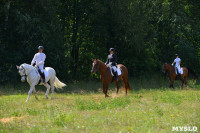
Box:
[91,59,130,97]
[162,63,197,89]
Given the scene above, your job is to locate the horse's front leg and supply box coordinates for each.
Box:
[26,85,35,102]
[181,79,184,89]
[44,83,51,99]
[103,83,109,98]
[170,78,175,89]
[184,77,188,88]
[33,87,38,100]
[50,80,55,100]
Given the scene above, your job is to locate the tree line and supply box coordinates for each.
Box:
[0,0,200,84]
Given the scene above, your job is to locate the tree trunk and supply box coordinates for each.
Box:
[71,0,79,77]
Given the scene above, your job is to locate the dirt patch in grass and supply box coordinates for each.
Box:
[0,115,27,123]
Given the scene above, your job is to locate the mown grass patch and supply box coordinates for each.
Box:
[75,96,131,110]
[0,85,199,133]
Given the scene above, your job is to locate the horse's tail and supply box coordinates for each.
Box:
[126,82,130,91]
[54,76,66,89]
[186,67,198,79]
[122,77,130,91]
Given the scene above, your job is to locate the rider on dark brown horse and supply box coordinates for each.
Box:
[105,48,118,81]
[172,54,183,80]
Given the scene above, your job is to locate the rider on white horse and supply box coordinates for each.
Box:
[105,48,118,81]
[172,54,183,80]
[16,63,66,102]
[31,46,46,82]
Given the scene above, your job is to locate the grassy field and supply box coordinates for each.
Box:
[0,76,200,133]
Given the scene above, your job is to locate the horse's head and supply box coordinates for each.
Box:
[16,64,27,82]
[91,58,99,74]
[162,63,173,73]
[162,63,166,73]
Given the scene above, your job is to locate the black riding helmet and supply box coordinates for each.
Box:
[175,54,178,57]
[109,48,115,52]
[38,46,44,50]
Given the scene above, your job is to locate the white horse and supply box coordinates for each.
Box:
[16,63,66,102]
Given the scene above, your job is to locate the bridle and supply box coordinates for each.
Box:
[92,60,98,73]
[94,60,109,79]
[19,66,34,82]
[19,66,27,81]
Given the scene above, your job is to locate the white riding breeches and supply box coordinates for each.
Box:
[38,65,44,73]
[175,65,181,74]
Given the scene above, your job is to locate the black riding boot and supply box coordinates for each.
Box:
[178,73,183,80]
[177,73,183,80]
[112,69,118,81]
[38,69,45,82]
[41,72,45,82]
[176,69,183,80]
[114,71,118,81]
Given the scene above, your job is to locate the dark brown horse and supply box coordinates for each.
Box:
[162,63,197,89]
[91,58,130,97]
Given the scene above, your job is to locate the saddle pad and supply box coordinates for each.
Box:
[175,68,183,75]
[44,69,48,78]
[110,67,122,76]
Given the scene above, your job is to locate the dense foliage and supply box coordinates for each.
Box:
[0,0,200,83]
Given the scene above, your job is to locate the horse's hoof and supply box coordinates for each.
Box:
[105,95,110,98]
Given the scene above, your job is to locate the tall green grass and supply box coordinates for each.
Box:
[0,74,199,94]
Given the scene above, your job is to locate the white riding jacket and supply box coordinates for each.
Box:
[174,58,181,67]
[31,52,46,72]
[174,57,181,73]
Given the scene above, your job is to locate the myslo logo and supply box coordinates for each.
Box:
[172,126,198,132]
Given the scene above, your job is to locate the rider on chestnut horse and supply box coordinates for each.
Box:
[105,48,118,81]
[171,54,183,80]
[162,54,197,89]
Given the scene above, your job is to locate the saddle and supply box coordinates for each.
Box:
[174,67,183,80]
[110,67,121,76]
[36,67,48,84]
[173,64,183,75]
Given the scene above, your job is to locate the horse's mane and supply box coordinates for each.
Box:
[166,63,173,67]
[164,63,175,70]
[97,59,104,64]
[95,59,108,70]
[21,63,35,71]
